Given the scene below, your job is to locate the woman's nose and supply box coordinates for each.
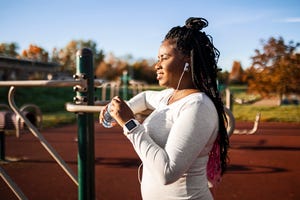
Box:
[155,61,162,70]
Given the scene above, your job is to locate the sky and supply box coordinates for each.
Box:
[1,0,300,71]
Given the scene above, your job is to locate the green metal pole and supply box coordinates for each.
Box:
[75,48,95,200]
[122,70,129,100]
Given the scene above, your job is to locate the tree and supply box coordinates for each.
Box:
[57,40,104,73]
[94,53,157,83]
[247,37,300,103]
[95,61,113,80]
[95,52,127,80]
[229,61,244,84]
[131,59,156,84]
[217,70,229,86]
[21,44,49,62]
[0,42,19,57]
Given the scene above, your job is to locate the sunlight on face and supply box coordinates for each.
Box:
[155,40,186,88]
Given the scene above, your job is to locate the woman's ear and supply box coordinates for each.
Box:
[183,57,191,67]
[183,55,191,63]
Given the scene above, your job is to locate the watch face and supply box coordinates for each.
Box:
[126,120,137,131]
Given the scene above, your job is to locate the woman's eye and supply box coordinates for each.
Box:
[157,55,168,63]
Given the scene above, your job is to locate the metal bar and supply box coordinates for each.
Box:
[0,79,103,87]
[0,80,81,87]
[8,86,78,186]
[224,107,235,137]
[65,103,104,113]
[233,112,261,135]
[75,48,95,200]
[0,166,28,200]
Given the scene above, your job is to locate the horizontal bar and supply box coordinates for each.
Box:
[65,103,105,113]
[0,79,103,87]
[0,80,80,87]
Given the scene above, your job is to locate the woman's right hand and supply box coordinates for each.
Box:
[99,96,134,128]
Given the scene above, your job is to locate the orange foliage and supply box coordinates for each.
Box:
[22,44,48,62]
[247,37,300,97]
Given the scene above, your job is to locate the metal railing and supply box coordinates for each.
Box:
[8,86,78,185]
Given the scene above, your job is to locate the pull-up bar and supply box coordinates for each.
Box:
[0,79,103,87]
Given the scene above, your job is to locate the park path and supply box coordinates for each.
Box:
[1,122,300,200]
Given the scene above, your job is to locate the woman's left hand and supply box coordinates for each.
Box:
[106,96,135,127]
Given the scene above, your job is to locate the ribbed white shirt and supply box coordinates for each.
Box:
[126,89,218,200]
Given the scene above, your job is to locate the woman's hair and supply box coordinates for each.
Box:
[164,17,229,175]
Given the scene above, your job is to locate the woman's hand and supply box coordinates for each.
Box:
[99,96,135,127]
[99,103,117,127]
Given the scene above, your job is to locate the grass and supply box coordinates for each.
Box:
[0,87,74,113]
[233,104,300,122]
[226,84,300,123]
[1,87,75,128]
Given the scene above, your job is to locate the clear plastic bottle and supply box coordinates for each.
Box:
[102,103,115,128]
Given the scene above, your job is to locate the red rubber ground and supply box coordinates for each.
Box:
[1,122,300,200]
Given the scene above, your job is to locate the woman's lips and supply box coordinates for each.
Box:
[156,72,163,80]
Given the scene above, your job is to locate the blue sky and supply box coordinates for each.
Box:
[1,0,299,71]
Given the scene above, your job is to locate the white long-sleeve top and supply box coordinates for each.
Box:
[126,88,219,200]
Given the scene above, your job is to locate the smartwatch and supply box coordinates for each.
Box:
[123,119,139,134]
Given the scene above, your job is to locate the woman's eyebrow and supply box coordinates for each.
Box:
[159,53,171,58]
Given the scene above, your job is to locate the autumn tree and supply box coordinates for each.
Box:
[56,40,104,73]
[95,52,127,80]
[131,59,156,84]
[21,44,49,62]
[229,61,244,84]
[95,53,156,83]
[247,37,300,103]
[0,42,19,57]
[95,61,114,80]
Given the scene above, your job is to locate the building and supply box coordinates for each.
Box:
[0,56,60,80]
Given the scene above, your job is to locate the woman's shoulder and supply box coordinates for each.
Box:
[146,88,173,101]
[144,88,173,96]
[182,92,215,109]
[159,88,174,95]
[183,92,205,103]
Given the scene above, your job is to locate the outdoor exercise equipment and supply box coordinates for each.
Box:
[0,48,103,200]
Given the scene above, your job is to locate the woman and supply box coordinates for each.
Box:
[99,17,229,199]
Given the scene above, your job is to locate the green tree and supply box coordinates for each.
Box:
[217,70,229,86]
[248,37,300,103]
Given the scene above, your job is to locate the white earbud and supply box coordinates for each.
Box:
[175,62,190,91]
[184,63,189,72]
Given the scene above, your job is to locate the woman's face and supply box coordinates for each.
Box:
[155,40,187,88]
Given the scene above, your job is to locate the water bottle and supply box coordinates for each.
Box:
[102,103,115,128]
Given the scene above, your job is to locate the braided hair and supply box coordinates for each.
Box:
[164,17,229,175]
